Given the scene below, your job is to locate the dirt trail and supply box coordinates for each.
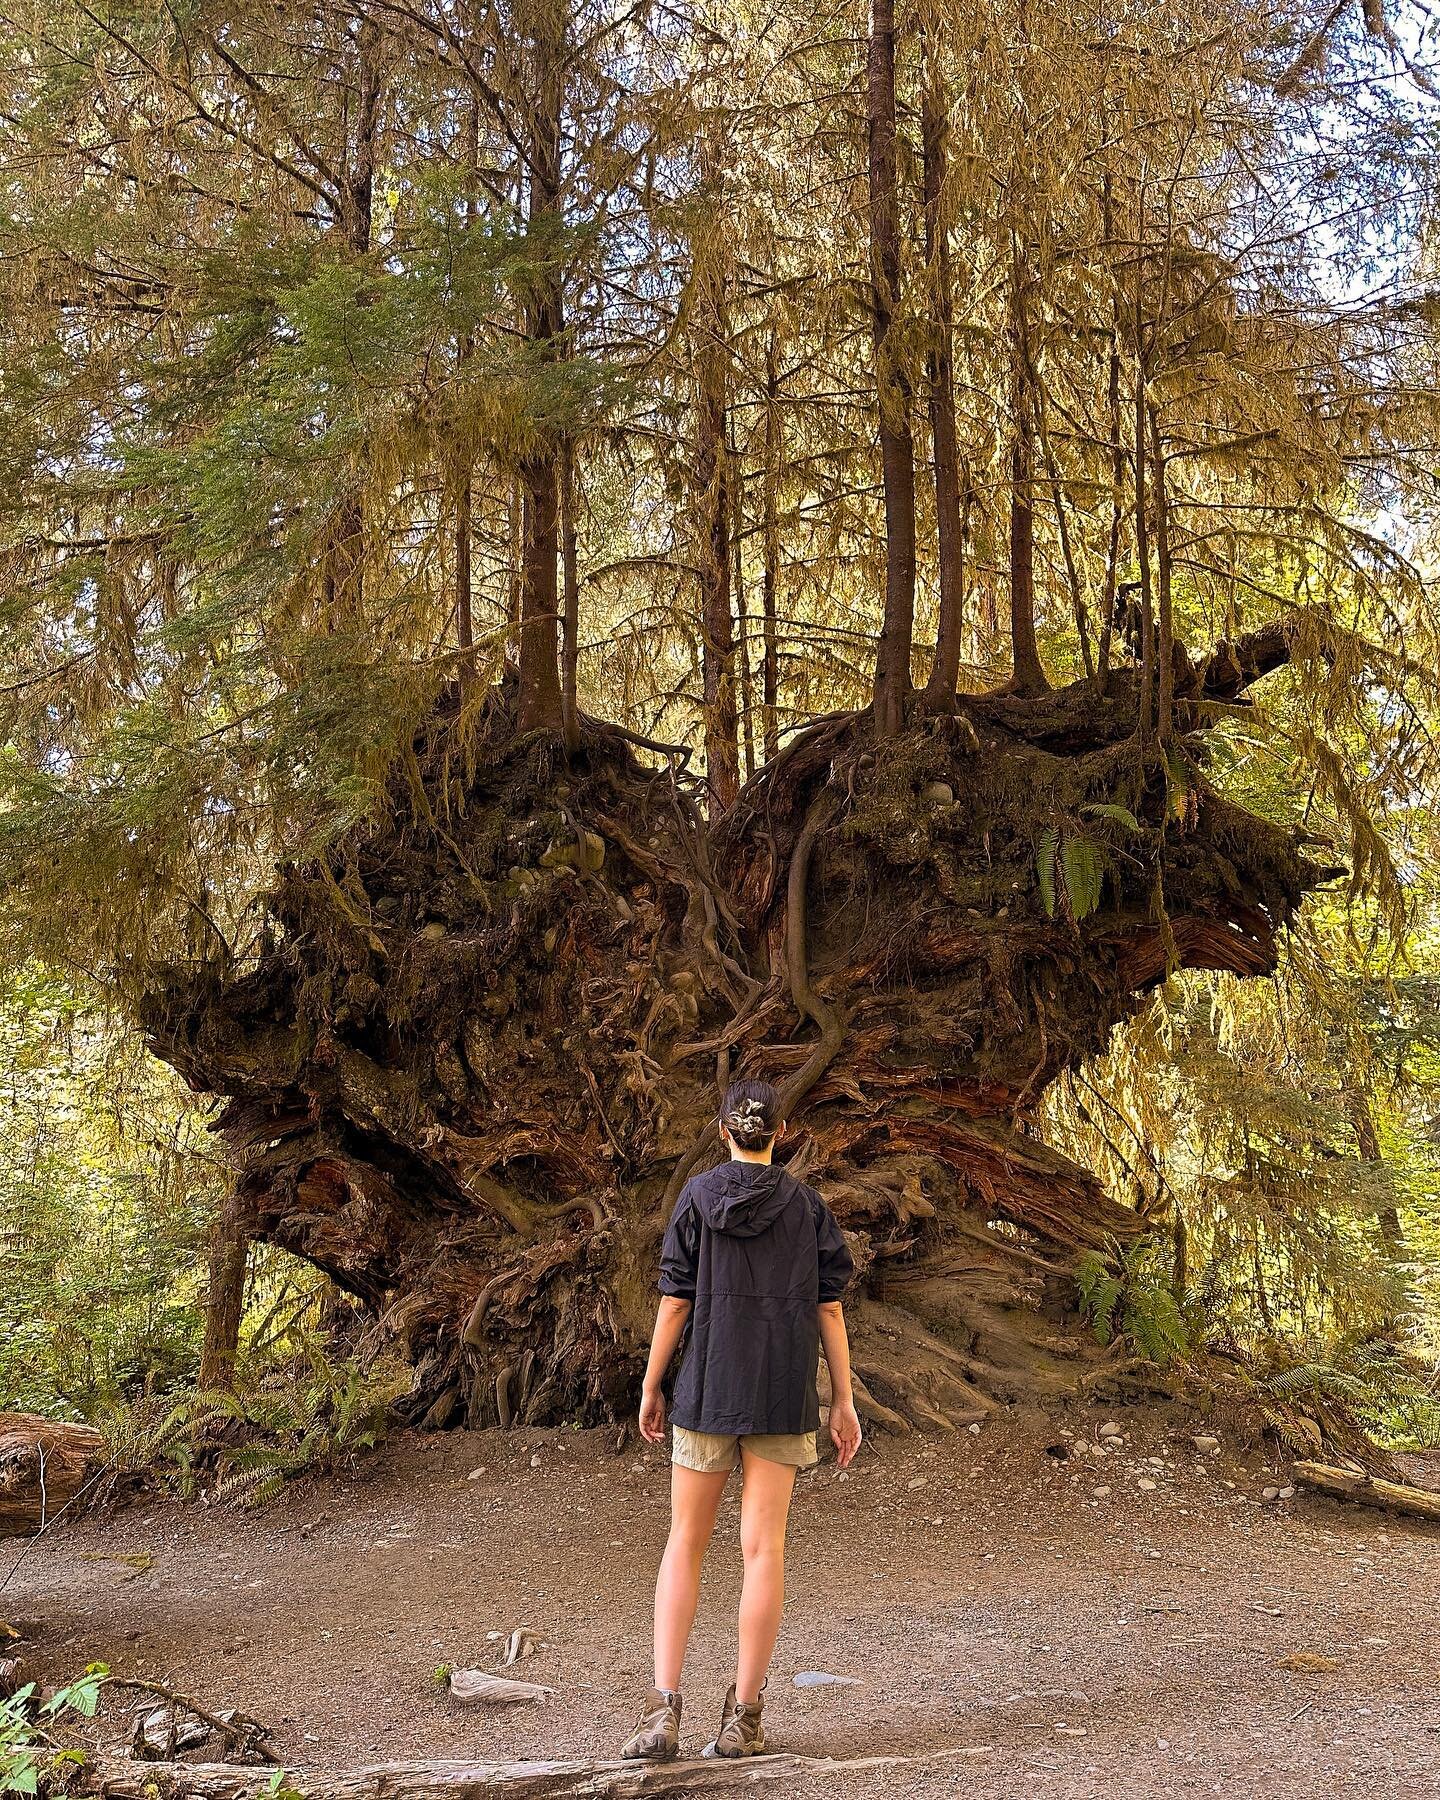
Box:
[10,1411,1440,1798]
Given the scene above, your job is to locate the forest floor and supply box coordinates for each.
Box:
[10,1407,1440,1799]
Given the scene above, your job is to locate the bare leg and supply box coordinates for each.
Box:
[735,1449,798,1703]
[654,1463,729,1691]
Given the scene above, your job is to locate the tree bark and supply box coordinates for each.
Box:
[199,1191,250,1393]
[694,166,740,813]
[1007,250,1048,695]
[1293,1461,1440,1523]
[867,0,917,736]
[560,441,580,756]
[0,1414,102,1537]
[63,1750,961,1800]
[142,637,1329,1435]
[761,337,782,761]
[919,45,965,703]
[515,12,565,735]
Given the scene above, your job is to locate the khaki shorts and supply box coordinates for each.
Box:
[671,1426,819,1473]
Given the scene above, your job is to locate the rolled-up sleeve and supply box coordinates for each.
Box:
[659,1192,699,1300]
[813,1195,855,1301]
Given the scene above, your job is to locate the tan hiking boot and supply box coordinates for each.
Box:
[714,1682,765,1757]
[620,1687,682,1761]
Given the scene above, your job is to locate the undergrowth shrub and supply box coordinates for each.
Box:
[1075,1238,1196,1366]
[102,1344,409,1506]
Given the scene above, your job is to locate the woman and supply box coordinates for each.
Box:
[621,1078,861,1760]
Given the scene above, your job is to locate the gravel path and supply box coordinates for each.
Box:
[9,1409,1440,1797]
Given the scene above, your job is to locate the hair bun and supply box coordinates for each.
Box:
[720,1078,782,1149]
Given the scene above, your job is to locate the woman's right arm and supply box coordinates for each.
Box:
[639,1296,692,1441]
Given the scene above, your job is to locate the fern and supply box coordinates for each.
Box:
[1036,826,1059,917]
[1061,834,1106,920]
[1163,744,1196,827]
[1076,1240,1194,1365]
[1080,802,1143,832]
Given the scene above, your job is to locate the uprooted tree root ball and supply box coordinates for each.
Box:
[143,649,1330,1434]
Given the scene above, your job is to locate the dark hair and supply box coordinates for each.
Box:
[720,1078,783,1151]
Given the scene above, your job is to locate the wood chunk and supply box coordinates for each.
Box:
[447,1670,553,1706]
[58,1750,982,1799]
[0,1414,103,1538]
[1292,1460,1440,1523]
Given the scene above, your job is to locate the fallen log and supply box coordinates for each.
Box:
[61,1750,977,1799]
[0,1414,103,1538]
[1293,1460,1440,1524]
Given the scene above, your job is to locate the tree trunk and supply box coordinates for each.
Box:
[515,15,565,736]
[0,1414,102,1537]
[694,176,740,813]
[1350,1094,1405,1255]
[455,476,474,655]
[560,441,580,756]
[919,45,965,704]
[1007,251,1048,695]
[867,0,917,736]
[761,337,782,761]
[142,633,1328,1435]
[199,1192,250,1394]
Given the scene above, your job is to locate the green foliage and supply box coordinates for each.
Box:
[1075,1239,1194,1366]
[1034,826,1108,921]
[0,1666,106,1797]
[105,1344,408,1506]
[0,968,219,1419]
[258,1770,307,1800]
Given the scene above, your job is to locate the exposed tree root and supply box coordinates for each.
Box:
[142,657,1328,1429]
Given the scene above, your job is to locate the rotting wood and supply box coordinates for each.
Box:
[447,1671,553,1706]
[0,1415,102,1538]
[1293,1460,1440,1523]
[59,1749,989,1800]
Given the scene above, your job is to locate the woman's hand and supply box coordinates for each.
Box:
[639,1383,667,1444]
[828,1396,862,1468]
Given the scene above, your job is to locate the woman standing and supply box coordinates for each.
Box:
[621,1079,861,1760]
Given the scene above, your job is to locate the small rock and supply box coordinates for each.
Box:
[907,1477,928,1490]
[968,1421,982,1434]
[1137,1478,1158,1491]
[793,1671,862,1688]
[1278,1485,1295,1500]
[1098,1421,1122,1439]
[1193,1434,1220,1453]
[1262,1486,1281,1501]
[922,780,955,804]
[1092,1485,1111,1498]
[530,1453,542,1468]
[467,1468,486,1481]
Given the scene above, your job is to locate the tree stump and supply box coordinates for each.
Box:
[0,1414,103,1537]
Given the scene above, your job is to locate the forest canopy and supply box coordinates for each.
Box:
[2,0,1439,1447]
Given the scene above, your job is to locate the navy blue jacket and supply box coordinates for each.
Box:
[659,1160,854,1436]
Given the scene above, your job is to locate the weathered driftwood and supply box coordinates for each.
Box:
[1293,1460,1440,1523]
[0,1414,103,1538]
[446,1671,553,1707]
[62,1752,968,1799]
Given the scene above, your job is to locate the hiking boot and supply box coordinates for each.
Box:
[619,1687,682,1761]
[713,1682,765,1757]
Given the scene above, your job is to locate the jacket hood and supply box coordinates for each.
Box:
[691,1160,795,1237]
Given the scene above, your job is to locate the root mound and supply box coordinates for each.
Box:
[144,669,1326,1432]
